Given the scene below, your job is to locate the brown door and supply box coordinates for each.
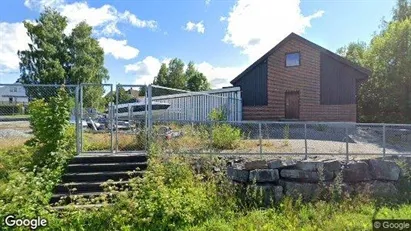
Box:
[285,91,300,119]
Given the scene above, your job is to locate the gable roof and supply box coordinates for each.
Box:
[230,32,371,84]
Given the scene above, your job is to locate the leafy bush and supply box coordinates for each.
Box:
[26,87,75,166]
[212,124,241,149]
[0,147,33,181]
[209,107,227,121]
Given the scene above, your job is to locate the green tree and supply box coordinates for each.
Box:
[336,41,367,66]
[393,0,411,21]
[17,8,109,108]
[105,87,134,104]
[337,0,411,123]
[151,59,211,92]
[153,63,169,86]
[360,18,411,123]
[186,61,211,91]
[167,58,186,89]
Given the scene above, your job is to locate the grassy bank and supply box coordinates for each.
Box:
[1,144,410,230]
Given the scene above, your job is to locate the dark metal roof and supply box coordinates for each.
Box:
[230,33,371,84]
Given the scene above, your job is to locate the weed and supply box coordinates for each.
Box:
[211,124,242,149]
[283,125,290,146]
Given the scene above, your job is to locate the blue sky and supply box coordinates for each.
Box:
[0,0,396,88]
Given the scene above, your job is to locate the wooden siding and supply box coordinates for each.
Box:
[320,52,362,105]
[240,37,358,122]
[232,60,268,106]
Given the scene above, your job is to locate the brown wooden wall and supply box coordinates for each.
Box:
[242,37,357,122]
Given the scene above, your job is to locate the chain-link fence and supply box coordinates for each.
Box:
[2,83,410,159]
[151,120,411,160]
[113,84,148,153]
[78,83,114,153]
[0,84,79,151]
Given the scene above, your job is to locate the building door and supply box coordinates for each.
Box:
[285,91,300,119]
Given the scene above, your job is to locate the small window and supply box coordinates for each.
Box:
[286,52,300,67]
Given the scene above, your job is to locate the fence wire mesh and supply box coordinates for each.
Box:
[152,120,411,160]
[1,83,410,158]
[79,84,114,153]
[0,84,78,151]
[114,84,148,152]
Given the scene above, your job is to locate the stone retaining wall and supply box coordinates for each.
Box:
[227,156,411,202]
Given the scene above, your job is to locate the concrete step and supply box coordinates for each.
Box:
[66,162,147,173]
[71,153,147,164]
[54,181,130,194]
[62,171,144,183]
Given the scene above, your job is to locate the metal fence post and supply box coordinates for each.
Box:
[79,84,84,153]
[75,85,80,155]
[115,84,119,153]
[382,124,386,158]
[304,123,308,160]
[345,126,349,163]
[109,84,114,153]
[259,122,262,157]
[191,93,194,126]
[147,85,153,134]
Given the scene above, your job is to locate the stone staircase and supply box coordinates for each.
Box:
[51,152,147,208]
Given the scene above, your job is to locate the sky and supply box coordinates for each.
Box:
[0,0,397,89]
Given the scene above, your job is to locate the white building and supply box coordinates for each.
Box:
[0,85,29,104]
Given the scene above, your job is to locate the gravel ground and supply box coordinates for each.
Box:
[1,121,410,160]
[0,121,32,139]
[0,129,32,139]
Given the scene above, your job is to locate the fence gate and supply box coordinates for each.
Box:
[114,84,148,153]
[79,83,114,154]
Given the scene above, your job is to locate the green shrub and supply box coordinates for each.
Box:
[104,150,236,231]
[26,87,74,166]
[0,146,33,181]
[209,107,227,121]
[212,124,241,149]
[283,125,290,146]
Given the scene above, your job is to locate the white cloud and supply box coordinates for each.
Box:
[98,38,139,60]
[125,56,171,85]
[120,11,157,29]
[125,56,245,88]
[25,0,158,36]
[184,21,205,34]
[0,22,30,71]
[205,0,211,5]
[24,0,63,10]
[222,0,324,61]
[195,62,246,89]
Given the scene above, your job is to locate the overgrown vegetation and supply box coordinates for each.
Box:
[211,124,242,150]
[337,0,411,123]
[283,125,290,146]
[26,87,75,166]
[0,86,76,222]
[1,137,411,230]
[209,107,227,121]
